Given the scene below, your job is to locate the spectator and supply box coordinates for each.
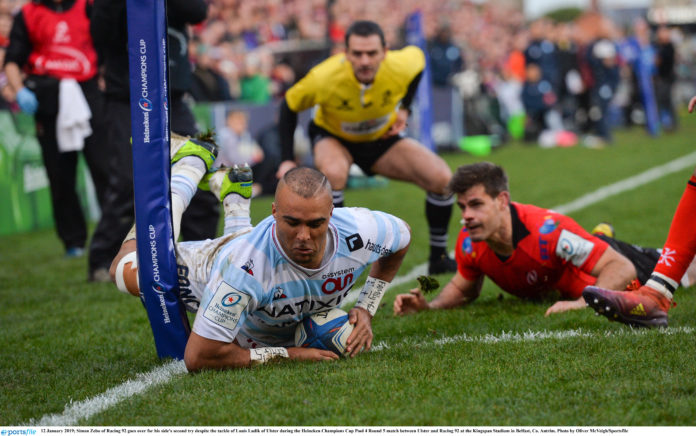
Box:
[0,11,11,47]
[190,42,233,102]
[525,19,560,94]
[428,24,463,87]
[3,0,110,262]
[622,18,659,136]
[585,35,619,146]
[217,110,261,194]
[654,25,677,132]
[521,63,557,141]
[239,49,272,104]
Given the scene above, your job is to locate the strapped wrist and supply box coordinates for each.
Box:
[355,276,390,317]
[249,347,289,365]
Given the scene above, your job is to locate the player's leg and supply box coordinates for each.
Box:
[584,168,696,327]
[370,138,456,274]
[109,134,218,295]
[313,136,354,207]
[169,134,218,241]
[208,164,254,235]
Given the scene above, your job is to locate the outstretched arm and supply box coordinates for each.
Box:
[347,243,410,357]
[184,332,338,372]
[394,271,483,315]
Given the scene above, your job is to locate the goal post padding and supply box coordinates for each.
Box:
[126,0,190,360]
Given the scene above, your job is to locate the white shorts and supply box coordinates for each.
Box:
[175,229,251,312]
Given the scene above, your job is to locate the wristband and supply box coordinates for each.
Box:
[355,276,389,316]
[249,347,289,365]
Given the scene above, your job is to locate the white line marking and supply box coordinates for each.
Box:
[30,151,696,426]
[553,151,696,215]
[27,360,187,426]
[371,326,695,352]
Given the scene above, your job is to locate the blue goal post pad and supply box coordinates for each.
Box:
[126,0,190,360]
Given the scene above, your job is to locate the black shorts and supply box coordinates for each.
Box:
[595,234,660,285]
[308,121,402,176]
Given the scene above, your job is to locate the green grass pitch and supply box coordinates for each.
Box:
[2,120,696,426]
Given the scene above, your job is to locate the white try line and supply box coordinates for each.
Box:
[371,326,696,352]
[28,360,187,426]
[553,150,696,215]
[29,151,696,426]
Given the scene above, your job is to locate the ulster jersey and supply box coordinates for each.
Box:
[455,202,609,299]
[284,46,425,142]
[191,207,410,347]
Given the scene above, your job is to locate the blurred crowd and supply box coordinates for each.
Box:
[1,0,693,147]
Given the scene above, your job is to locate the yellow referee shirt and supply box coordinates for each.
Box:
[285,46,425,143]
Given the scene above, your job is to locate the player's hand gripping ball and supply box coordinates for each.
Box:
[295,308,354,357]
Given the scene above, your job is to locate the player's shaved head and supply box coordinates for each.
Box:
[277,167,332,199]
[273,167,333,269]
[449,162,509,198]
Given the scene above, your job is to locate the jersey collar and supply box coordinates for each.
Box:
[510,202,530,248]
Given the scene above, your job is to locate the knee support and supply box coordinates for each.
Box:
[115,251,140,297]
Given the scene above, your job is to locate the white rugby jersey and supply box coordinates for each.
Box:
[191,207,410,347]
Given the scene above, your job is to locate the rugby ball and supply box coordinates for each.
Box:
[295,308,354,357]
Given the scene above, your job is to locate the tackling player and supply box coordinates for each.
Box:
[109,136,411,370]
[276,20,456,276]
[582,96,696,327]
[393,162,696,318]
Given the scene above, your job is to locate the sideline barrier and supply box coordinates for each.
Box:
[0,111,97,236]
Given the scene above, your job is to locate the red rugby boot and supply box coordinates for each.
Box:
[582,285,673,328]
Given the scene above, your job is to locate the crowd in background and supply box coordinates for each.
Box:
[1,0,694,146]
[0,0,694,151]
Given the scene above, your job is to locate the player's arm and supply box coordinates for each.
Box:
[346,215,412,357]
[276,99,299,178]
[382,72,422,138]
[590,245,637,290]
[545,240,636,316]
[346,243,410,357]
[394,271,483,315]
[184,332,339,372]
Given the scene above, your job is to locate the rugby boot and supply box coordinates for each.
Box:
[170,134,218,190]
[591,222,615,238]
[582,285,673,328]
[428,254,458,275]
[208,164,253,201]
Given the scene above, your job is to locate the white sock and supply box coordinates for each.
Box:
[222,194,252,235]
[645,272,676,300]
[171,156,206,240]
